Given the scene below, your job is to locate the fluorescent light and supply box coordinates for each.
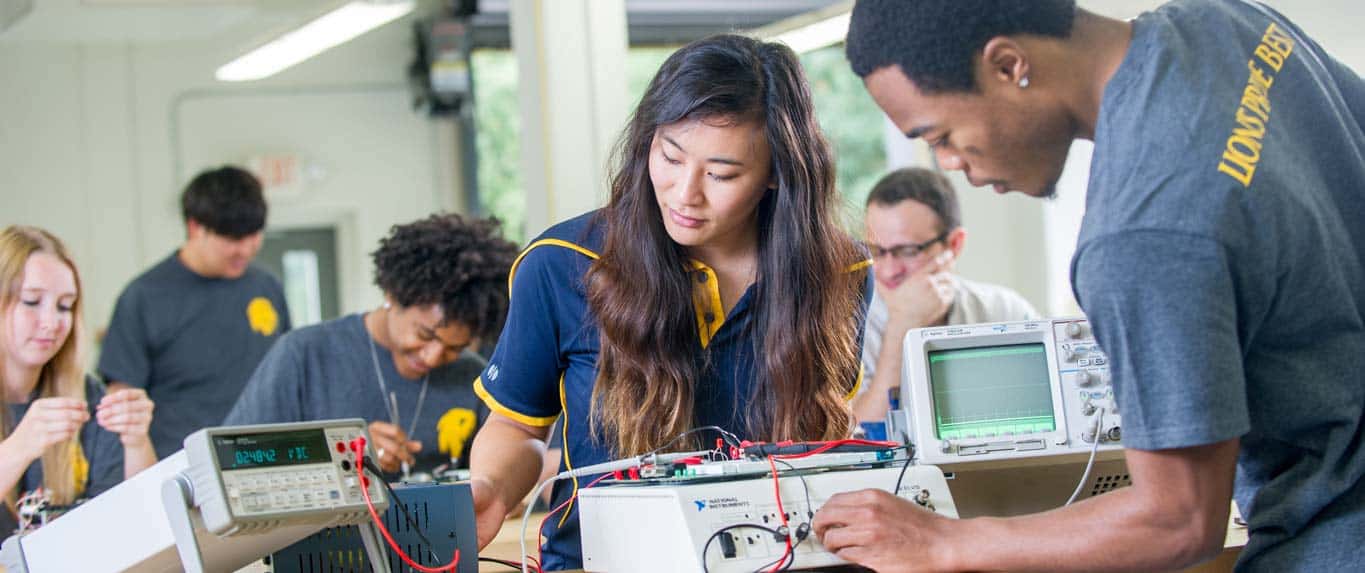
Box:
[771,11,850,54]
[751,0,853,55]
[216,0,414,82]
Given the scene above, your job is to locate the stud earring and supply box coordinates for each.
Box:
[383,301,391,310]
[1019,76,1030,89]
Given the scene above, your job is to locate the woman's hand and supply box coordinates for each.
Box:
[96,388,155,448]
[7,398,88,461]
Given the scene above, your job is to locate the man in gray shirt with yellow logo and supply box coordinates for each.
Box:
[224,214,518,480]
[817,1,1365,572]
[100,166,290,459]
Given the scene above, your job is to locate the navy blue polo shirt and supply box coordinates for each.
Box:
[475,211,871,570]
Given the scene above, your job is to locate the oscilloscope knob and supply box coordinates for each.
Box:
[939,440,953,454]
[1076,370,1099,387]
[1065,322,1087,339]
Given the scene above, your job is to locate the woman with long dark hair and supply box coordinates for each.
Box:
[469,34,871,569]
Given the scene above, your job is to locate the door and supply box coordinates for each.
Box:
[258,227,341,328]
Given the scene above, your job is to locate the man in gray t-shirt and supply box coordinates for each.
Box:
[817,2,1364,572]
[226,213,518,480]
[100,166,289,459]
[224,314,488,477]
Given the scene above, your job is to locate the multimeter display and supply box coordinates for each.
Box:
[212,428,332,470]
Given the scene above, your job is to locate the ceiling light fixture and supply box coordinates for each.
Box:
[216,0,414,82]
[752,0,852,55]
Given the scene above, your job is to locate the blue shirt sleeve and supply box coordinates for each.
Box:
[98,286,151,389]
[1072,230,1251,451]
[223,333,307,426]
[474,246,571,427]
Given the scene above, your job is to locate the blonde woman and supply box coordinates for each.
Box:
[0,226,156,530]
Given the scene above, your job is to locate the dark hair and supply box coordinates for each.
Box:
[586,34,864,456]
[866,167,962,232]
[180,166,268,238]
[371,214,519,339]
[846,0,1077,93]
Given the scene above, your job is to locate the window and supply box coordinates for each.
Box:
[800,44,888,225]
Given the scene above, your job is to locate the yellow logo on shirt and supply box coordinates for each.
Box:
[437,408,478,461]
[246,297,280,336]
[1216,22,1296,188]
[72,440,89,496]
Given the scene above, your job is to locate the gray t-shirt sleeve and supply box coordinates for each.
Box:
[223,334,307,426]
[98,287,152,389]
[1073,230,1250,451]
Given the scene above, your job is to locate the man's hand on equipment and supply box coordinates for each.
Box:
[813,488,953,573]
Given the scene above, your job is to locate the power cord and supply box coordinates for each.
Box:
[360,457,445,565]
[699,523,786,573]
[347,437,460,573]
[756,525,809,573]
[698,441,904,572]
[517,447,719,573]
[479,556,537,571]
[533,473,610,571]
[1066,408,1106,506]
[648,425,744,457]
[893,444,915,496]
[771,460,813,522]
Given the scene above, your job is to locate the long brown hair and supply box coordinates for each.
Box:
[0,226,89,506]
[587,35,865,456]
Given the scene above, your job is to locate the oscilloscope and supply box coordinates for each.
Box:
[890,318,1130,517]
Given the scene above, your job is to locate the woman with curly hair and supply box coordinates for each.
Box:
[223,214,519,478]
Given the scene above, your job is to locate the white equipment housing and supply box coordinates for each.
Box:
[890,318,1130,517]
[0,419,390,573]
[579,462,956,572]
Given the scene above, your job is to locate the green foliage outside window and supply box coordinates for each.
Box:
[800,45,888,226]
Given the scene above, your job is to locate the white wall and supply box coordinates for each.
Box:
[0,14,463,335]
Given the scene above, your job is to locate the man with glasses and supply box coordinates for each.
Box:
[852,167,1037,423]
